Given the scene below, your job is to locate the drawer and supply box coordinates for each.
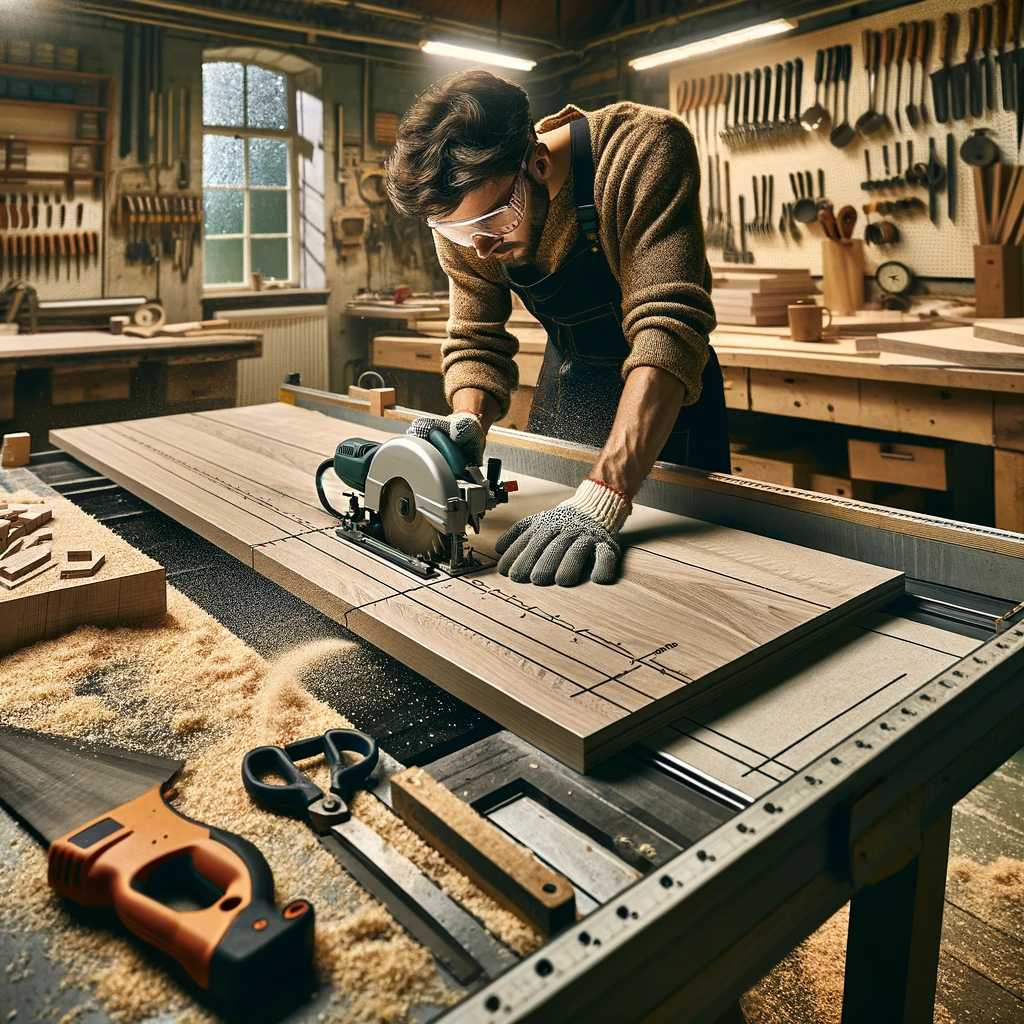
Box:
[847,439,947,490]
[729,447,818,488]
[165,361,236,403]
[51,368,131,405]
[373,336,442,373]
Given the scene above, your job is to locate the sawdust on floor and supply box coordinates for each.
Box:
[0,587,540,1023]
[740,855,1024,1024]
[0,487,159,601]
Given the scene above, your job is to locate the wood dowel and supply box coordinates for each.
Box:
[991,163,1003,238]
[974,166,990,244]
[999,168,1024,243]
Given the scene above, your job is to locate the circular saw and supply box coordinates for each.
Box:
[315,428,517,578]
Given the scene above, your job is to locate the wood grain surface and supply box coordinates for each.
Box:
[51,403,904,770]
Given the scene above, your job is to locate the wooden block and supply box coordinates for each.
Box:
[0,560,57,591]
[28,530,53,546]
[16,506,52,533]
[0,545,51,580]
[0,520,7,547]
[848,439,947,491]
[994,449,1024,533]
[7,523,25,543]
[165,361,237,403]
[51,367,131,405]
[0,538,24,560]
[67,548,93,561]
[994,394,1024,452]
[974,245,1024,319]
[729,447,818,488]
[0,504,29,520]
[373,336,442,373]
[60,553,105,578]
[973,318,1024,348]
[1,431,31,468]
[867,327,1024,369]
[390,766,576,936]
[721,365,750,410]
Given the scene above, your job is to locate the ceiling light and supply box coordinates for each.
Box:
[421,40,536,72]
[628,19,797,71]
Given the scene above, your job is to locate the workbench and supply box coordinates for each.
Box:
[39,386,1024,1023]
[713,327,1024,532]
[0,329,262,444]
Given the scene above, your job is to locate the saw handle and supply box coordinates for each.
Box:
[48,786,314,1007]
[428,426,471,480]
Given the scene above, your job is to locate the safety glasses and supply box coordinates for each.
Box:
[427,147,531,248]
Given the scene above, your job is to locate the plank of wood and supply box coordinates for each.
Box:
[866,327,1024,369]
[995,449,1024,533]
[390,766,576,935]
[0,560,57,591]
[0,330,261,363]
[0,545,50,580]
[721,366,749,410]
[974,318,1024,348]
[52,402,904,770]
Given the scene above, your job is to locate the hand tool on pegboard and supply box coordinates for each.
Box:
[242,729,516,982]
[927,136,946,223]
[882,26,896,130]
[1016,0,1024,149]
[981,3,996,110]
[965,6,983,118]
[947,132,958,223]
[920,18,934,123]
[894,23,908,131]
[906,22,921,127]
[0,726,315,1009]
[934,13,958,124]
[857,32,887,136]
[801,49,829,131]
[119,23,134,159]
[832,44,856,147]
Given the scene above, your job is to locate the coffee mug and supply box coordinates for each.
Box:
[788,302,833,342]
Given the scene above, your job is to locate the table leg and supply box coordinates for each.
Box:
[841,807,951,1024]
[994,449,1024,533]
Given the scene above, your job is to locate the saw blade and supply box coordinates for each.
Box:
[380,478,443,558]
[0,725,182,846]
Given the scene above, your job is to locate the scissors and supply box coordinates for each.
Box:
[242,728,379,833]
[241,728,515,983]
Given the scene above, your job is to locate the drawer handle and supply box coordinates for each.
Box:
[415,353,432,360]
[879,451,915,461]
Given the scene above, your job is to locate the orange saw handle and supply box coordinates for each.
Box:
[48,784,314,1007]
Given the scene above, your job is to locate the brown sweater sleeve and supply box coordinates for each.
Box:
[589,104,715,404]
[433,234,519,418]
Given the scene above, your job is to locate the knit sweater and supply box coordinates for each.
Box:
[433,101,715,418]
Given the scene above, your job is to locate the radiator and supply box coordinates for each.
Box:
[213,305,330,406]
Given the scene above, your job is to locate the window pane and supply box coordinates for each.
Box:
[203,135,244,186]
[205,238,244,285]
[247,65,288,130]
[249,137,288,187]
[251,190,288,235]
[204,189,243,235]
[202,62,243,127]
[251,237,289,281]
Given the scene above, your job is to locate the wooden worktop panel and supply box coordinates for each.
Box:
[52,403,905,770]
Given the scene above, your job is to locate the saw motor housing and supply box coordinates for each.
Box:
[322,430,514,576]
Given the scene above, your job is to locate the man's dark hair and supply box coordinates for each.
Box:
[385,70,533,220]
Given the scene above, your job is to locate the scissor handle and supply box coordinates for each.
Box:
[242,744,323,814]
[287,728,379,800]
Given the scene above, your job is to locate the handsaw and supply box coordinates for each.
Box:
[0,726,314,1008]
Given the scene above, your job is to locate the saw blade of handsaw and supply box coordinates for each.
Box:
[0,725,183,846]
[380,478,444,557]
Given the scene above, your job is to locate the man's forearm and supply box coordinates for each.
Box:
[451,388,503,435]
[590,366,688,500]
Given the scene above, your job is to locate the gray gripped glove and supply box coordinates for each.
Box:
[407,411,486,467]
[495,478,632,587]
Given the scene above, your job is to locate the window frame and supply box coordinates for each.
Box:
[202,61,300,292]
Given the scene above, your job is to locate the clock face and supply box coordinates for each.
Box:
[877,261,913,294]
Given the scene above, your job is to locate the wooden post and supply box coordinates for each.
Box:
[995,448,1024,533]
[974,244,1024,318]
[841,808,951,1024]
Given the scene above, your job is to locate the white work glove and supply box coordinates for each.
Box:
[495,479,631,587]
[407,411,485,467]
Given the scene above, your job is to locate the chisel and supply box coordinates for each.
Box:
[981,4,996,109]
[966,6,983,117]
[933,13,957,123]
[948,132,958,222]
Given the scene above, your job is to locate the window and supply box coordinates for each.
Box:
[202,61,295,287]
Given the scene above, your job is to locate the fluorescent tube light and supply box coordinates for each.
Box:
[628,19,796,71]
[421,40,536,71]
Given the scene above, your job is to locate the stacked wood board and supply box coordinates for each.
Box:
[52,404,904,771]
[0,470,166,654]
[974,319,1024,346]
[859,326,1024,368]
[711,269,817,326]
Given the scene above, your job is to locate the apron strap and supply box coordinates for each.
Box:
[569,117,599,242]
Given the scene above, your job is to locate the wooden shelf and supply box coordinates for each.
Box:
[0,63,113,83]
[0,169,103,180]
[0,97,108,114]
[1,134,104,147]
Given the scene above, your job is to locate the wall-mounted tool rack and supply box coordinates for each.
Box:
[671,0,1019,281]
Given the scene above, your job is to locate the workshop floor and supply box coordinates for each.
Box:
[4,454,1023,1023]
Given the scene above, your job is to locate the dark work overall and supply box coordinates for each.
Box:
[502,117,730,472]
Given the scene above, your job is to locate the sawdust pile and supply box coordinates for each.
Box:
[740,856,1024,1023]
[0,487,159,602]
[0,587,538,1023]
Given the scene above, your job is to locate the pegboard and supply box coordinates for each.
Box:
[669,0,1009,280]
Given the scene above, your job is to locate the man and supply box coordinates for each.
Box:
[385,70,727,587]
